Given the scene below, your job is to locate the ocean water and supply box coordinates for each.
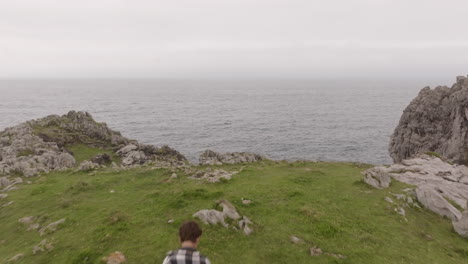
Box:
[0,79,427,165]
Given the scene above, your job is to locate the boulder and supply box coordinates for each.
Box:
[193,209,228,227]
[390,75,468,164]
[0,177,11,188]
[77,160,100,171]
[199,150,264,165]
[219,200,241,220]
[91,153,112,165]
[117,144,186,167]
[362,167,391,188]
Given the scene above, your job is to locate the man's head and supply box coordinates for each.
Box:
[179,221,203,247]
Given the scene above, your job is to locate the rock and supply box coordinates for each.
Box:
[393,194,406,200]
[18,216,35,225]
[395,207,406,216]
[170,173,178,179]
[324,253,347,259]
[117,144,186,167]
[167,219,174,224]
[199,150,264,165]
[238,216,254,235]
[416,186,462,221]
[363,155,468,213]
[241,198,252,205]
[384,197,394,203]
[0,193,7,199]
[2,201,14,207]
[0,177,11,187]
[7,253,24,262]
[110,190,115,193]
[310,247,323,256]
[193,209,228,227]
[219,200,241,220]
[33,239,54,254]
[389,76,468,164]
[77,160,100,171]
[102,251,127,264]
[290,235,304,244]
[362,167,391,188]
[189,169,239,183]
[91,153,112,165]
[39,218,66,236]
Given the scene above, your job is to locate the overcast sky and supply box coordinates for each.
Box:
[1,0,468,79]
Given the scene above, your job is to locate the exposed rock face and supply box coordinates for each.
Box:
[363,155,468,236]
[363,167,391,189]
[199,150,264,165]
[390,75,468,164]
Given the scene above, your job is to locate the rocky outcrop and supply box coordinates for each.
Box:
[0,111,187,178]
[199,150,264,165]
[390,75,468,164]
[363,154,468,236]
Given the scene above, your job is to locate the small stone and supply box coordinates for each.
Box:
[310,246,323,256]
[110,190,115,193]
[243,225,253,236]
[102,251,127,264]
[242,199,252,205]
[395,207,406,216]
[39,218,65,236]
[18,216,35,225]
[325,252,346,259]
[393,194,406,200]
[384,197,394,203]
[290,235,303,244]
[167,219,174,224]
[2,201,14,207]
[33,239,54,254]
[170,173,178,179]
[7,253,24,262]
[0,193,8,199]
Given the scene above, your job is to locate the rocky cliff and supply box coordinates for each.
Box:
[0,111,186,177]
[390,75,468,164]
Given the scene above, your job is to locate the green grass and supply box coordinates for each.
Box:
[16,149,35,158]
[1,161,467,263]
[66,144,121,165]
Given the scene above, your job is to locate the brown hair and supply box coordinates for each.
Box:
[179,221,202,243]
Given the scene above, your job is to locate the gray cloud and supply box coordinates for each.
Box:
[1,0,468,79]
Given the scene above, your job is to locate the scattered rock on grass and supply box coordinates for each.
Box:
[39,218,65,236]
[290,235,304,244]
[310,247,323,256]
[33,239,54,254]
[241,198,252,205]
[0,193,7,199]
[7,253,24,262]
[77,160,100,171]
[102,251,127,264]
[193,210,228,227]
[167,219,174,224]
[384,197,394,203]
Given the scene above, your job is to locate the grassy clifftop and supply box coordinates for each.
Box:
[1,159,468,263]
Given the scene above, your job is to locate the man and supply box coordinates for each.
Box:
[163,221,211,264]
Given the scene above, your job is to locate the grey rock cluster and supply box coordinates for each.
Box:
[188,167,241,183]
[116,143,186,167]
[390,75,468,164]
[0,123,75,177]
[199,150,264,165]
[363,154,468,237]
[193,200,253,235]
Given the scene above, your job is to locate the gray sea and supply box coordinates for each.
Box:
[0,79,433,165]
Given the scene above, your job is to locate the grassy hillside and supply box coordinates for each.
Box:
[1,160,468,263]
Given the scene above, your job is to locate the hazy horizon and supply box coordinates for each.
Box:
[1,0,468,80]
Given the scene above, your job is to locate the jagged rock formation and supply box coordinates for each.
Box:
[390,75,468,164]
[199,150,264,165]
[363,154,468,237]
[0,111,186,180]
